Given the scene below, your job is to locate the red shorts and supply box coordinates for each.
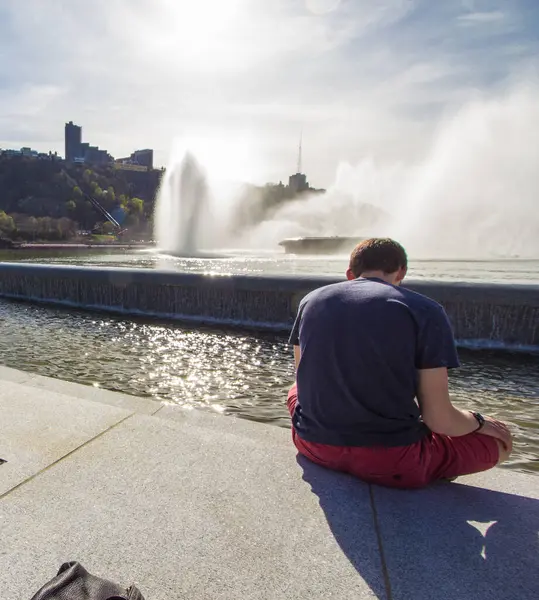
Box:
[287,385,499,489]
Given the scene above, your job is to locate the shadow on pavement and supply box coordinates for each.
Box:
[299,455,539,600]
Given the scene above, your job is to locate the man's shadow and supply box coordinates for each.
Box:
[298,455,539,600]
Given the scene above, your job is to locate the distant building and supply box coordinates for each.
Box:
[65,120,113,165]
[1,149,22,157]
[83,145,112,165]
[65,121,82,163]
[131,149,153,169]
[288,172,309,194]
[0,147,56,160]
[77,142,90,161]
[38,152,57,160]
[63,120,153,167]
[284,134,324,195]
[116,148,154,170]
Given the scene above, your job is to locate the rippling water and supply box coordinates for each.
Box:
[0,299,537,473]
[1,248,538,283]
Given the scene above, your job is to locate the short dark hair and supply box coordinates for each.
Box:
[349,238,407,278]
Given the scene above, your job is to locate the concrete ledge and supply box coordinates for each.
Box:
[1,263,538,347]
[1,371,538,599]
[0,365,159,415]
[155,403,288,441]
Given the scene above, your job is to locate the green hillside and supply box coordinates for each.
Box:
[0,155,162,241]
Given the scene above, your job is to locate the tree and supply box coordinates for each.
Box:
[14,215,39,240]
[129,197,144,216]
[106,186,116,203]
[102,221,115,235]
[0,156,162,237]
[0,210,15,234]
[57,217,77,239]
[37,216,54,239]
[125,214,140,228]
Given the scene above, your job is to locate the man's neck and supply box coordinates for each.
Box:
[360,271,396,285]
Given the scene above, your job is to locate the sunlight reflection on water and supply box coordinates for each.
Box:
[0,298,538,473]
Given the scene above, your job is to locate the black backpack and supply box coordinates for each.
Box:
[30,562,146,600]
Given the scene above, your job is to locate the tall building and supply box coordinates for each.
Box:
[65,122,113,165]
[65,121,82,162]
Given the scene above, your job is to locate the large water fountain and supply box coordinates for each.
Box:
[153,152,213,257]
[2,80,538,344]
[245,83,539,259]
[152,82,539,264]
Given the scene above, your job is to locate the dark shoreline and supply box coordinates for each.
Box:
[4,243,152,251]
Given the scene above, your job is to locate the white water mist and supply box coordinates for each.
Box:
[154,152,209,255]
[240,82,539,259]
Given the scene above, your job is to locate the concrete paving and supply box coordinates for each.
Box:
[1,372,538,599]
[0,380,130,495]
[372,470,539,600]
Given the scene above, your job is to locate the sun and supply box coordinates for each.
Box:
[151,0,245,68]
[171,133,261,184]
[164,0,241,41]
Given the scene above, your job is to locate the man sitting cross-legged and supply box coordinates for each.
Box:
[288,237,512,489]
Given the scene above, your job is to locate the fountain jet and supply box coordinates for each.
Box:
[154,152,220,257]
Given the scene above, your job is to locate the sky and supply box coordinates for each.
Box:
[0,0,537,187]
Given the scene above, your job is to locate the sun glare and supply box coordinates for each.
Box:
[162,0,243,50]
[171,134,261,184]
[143,0,252,70]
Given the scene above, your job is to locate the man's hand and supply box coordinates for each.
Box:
[478,417,513,452]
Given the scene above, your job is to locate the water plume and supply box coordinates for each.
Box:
[241,82,539,259]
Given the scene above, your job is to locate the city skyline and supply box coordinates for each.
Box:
[0,1,537,188]
[64,120,154,170]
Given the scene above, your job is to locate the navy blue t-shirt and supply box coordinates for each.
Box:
[289,277,460,447]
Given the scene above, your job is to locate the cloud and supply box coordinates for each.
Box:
[0,0,537,187]
[458,10,506,24]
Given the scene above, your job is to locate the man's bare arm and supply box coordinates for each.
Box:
[417,367,513,451]
[417,368,478,436]
[294,345,301,370]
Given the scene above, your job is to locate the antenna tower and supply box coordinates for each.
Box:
[297,130,303,174]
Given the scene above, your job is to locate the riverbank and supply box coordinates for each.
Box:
[7,242,152,250]
[1,366,537,599]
